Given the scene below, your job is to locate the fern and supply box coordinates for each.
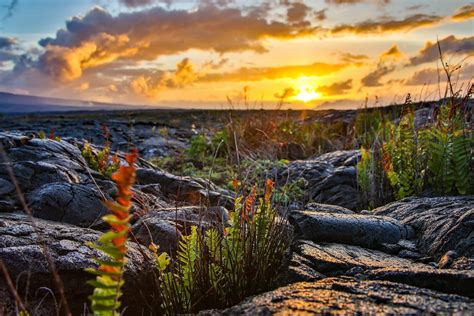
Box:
[154,179,289,314]
[384,111,426,199]
[426,104,472,195]
[86,149,138,316]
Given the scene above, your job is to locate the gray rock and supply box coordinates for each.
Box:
[136,168,234,208]
[0,213,160,314]
[279,150,360,210]
[374,196,474,260]
[28,183,109,228]
[202,277,473,315]
[290,210,413,248]
[289,240,427,277]
[304,202,354,214]
[132,216,182,255]
[366,267,474,298]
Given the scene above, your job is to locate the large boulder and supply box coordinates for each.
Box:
[203,277,473,315]
[136,168,234,208]
[279,150,360,210]
[373,196,474,262]
[0,213,160,315]
[290,210,413,248]
[28,182,109,228]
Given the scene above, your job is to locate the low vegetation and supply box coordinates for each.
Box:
[154,180,290,314]
[87,150,138,315]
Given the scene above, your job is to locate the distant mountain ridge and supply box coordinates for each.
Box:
[0,91,148,113]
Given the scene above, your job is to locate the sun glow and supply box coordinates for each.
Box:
[294,87,322,102]
[291,76,322,103]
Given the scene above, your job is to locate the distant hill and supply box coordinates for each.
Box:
[0,91,149,113]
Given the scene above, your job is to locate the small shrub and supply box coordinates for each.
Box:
[153,180,290,314]
[86,149,138,315]
[82,141,120,177]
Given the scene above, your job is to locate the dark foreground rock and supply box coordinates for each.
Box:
[202,277,473,315]
[0,213,159,315]
[374,196,474,262]
[366,267,474,298]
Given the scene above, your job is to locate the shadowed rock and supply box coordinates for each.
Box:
[279,150,360,210]
[290,210,414,248]
[0,213,160,314]
[304,202,355,214]
[28,182,109,228]
[136,168,234,208]
[366,267,474,298]
[374,196,474,261]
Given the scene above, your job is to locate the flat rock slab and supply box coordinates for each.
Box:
[292,240,426,276]
[203,277,473,315]
[0,213,159,314]
[290,210,413,248]
[366,267,474,298]
[374,196,474,260]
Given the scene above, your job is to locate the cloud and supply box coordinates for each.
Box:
[331,14,443,35]
[199,62,347,82]
[361,64,395,87]
[316,79,352,95]
[409,35,474,66]
[0,37,17,50]
[131,58,197,97]
[118,0,157,7]
[404,68,441,86]
[380,44,402,59]
[2,0,18,21]
[203,57,229,70]
[38,33,137,81]
[339,52,368,64]
[325,0,390,5]
[452,4,474,21]
[36,5,315,81]
[286,2,311,23]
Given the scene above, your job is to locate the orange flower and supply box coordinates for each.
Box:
[242,185,257,221]
[264,179,274,204]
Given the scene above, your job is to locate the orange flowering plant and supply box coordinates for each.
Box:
[86,149,138,316]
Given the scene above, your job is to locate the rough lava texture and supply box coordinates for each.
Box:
[279,150,360,210]
[374,196,474,262]
[290,210,414,248]
[201,277,473,315]
[0,131,473,314]
[0,213,160,315]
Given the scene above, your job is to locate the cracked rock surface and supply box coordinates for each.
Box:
[0,213,160,315]
[279,150,360,210]
[202,277,474,315]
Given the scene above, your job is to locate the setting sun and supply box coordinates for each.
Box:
[294,87,322,102]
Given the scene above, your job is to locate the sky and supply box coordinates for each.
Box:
[0,0,472,109]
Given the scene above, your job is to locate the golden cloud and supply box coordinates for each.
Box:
[199,62,347,82]
[452,4,474,21]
